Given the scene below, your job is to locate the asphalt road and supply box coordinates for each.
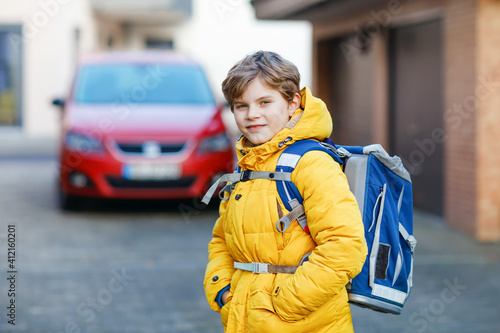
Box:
[0,155,224,333]
[1,152,500,333]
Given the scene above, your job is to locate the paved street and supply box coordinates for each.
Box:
[0,150,224,333]
[0,138,500,332]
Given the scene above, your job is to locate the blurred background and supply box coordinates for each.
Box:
[1,0,500,332]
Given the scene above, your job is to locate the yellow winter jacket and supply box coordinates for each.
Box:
[204,87,367,332]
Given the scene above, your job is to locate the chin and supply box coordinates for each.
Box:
[248,137,268,145]
[243,131,273,145]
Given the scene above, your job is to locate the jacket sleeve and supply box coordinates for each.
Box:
[204,199,236,312]
[272,150,368,322]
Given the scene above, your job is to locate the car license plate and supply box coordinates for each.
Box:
[122,164,181,180]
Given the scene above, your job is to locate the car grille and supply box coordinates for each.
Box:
[116,142,185,154]
[106,176,196,189]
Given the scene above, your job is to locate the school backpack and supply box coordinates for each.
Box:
[202,139,416,315]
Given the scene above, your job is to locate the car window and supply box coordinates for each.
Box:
[74,64,215,104]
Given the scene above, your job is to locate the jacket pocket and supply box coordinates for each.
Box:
[249,290,275,313]
[220,297,231,328]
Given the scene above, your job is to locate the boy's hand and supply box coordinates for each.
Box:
[222,290,230,305]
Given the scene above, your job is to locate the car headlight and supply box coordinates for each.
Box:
[65,131,103,154]
[198,133,231,153]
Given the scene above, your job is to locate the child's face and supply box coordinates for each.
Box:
[233,77,299,145]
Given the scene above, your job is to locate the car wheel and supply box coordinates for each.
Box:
[58,186,80,211]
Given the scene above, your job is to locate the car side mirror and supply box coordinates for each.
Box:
[52,98,65,108]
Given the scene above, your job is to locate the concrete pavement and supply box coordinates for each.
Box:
[0,132,58,157]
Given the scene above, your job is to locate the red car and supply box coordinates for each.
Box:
[53,52,234,210]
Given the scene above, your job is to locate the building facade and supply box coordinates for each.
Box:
[0,0,312,139]
[252,0,500,241]
[0,0,191,137]
[0,0,96,137]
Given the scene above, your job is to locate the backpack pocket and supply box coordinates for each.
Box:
[365,181,412,309]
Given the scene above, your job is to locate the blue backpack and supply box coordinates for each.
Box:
[202,139,416,315]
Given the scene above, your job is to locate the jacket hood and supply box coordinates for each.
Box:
[235,87,333,169]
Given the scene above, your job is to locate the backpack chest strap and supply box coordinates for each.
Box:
[201,171,292,205]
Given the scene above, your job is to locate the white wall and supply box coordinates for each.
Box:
[174,0,312,103]
[0,0,96,137]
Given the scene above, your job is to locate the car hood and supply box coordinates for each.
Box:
[64,103,217,139]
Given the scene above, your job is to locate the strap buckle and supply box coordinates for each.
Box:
[240,170,252,182]
[252,262,269,274]
[407,235,417,252]
[218,183,235,201]
[337,147,352,159]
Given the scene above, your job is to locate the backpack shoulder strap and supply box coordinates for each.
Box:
[275,139,345,233]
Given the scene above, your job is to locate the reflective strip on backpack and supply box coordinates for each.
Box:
[277,153,301,168]
[393,245,403,286]
[397,185,405,215]
[371,284,407,305]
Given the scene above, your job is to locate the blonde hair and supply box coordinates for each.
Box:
[222,51,300,111]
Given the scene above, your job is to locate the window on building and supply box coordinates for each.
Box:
[145,38,173,50]
[0,26,22,127]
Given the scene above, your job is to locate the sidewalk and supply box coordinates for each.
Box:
[0,133,58,157]
[352,210,500,333]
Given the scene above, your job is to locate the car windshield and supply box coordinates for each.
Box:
[74,64,215,104]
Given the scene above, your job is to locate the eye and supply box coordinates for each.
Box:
[260,100,270,105]
[235,104,247,110]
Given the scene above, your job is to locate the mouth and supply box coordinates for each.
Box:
[247,124,266,131]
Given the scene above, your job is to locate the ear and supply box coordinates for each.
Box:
[288,93,301,117]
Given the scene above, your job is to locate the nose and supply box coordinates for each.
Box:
[246,105,261,120]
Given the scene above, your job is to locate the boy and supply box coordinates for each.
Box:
[204,51,367,332]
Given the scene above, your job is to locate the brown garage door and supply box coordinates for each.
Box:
[389,19,444,215]
[327,35,374,146]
